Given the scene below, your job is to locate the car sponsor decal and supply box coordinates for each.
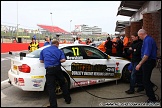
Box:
[14,77,18,84]
[31,76,44,79]
[32,79,43,87]
[74,80,88,87]
[73,79,105,87]
[66,47,84,60]
[97,79,105,83]
[115,67,120,73]
[66,56,83,60]
[115,62,120,73]
[13,65,18,70]
[69,63,121,78]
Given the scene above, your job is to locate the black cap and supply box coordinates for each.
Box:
[32,38,35,40]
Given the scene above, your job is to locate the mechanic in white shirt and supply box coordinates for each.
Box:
[73,37,80,44]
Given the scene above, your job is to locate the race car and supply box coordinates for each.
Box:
[8,44,131,95]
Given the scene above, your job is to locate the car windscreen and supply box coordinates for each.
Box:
[26,49,41,58]
[26,45,50,58]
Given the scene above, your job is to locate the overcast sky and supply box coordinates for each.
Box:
[1,1,130,34]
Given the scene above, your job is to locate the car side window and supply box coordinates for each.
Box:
[61,46,84,60]
[82,46,106,59]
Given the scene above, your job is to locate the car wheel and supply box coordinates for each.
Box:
[55,76,69,95]
[122,65,131,83]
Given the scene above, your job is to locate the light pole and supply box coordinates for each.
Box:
[16,1,19,40]
[70,20,72,35]
[50,12,54,37]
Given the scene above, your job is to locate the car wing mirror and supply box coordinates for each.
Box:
[107,55,111,59]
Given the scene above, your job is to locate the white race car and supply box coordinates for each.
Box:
[8,44,131,95]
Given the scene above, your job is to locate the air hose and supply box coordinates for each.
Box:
[61,65,160,101]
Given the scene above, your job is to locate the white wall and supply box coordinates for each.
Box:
[130,1,161,21]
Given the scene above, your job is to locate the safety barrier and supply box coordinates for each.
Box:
[1,43,44,53]
[1,41,87,53]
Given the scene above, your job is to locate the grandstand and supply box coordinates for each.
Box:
[1,24,71,43]
[1,24,109,43]
[37,24,69,34]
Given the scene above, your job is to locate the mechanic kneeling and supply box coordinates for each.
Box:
[39,39,71,107]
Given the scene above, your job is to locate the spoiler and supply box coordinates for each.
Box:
[9,51,26,60]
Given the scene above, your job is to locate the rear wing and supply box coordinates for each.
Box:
[9,51,26,60]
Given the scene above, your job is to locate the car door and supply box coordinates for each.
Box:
[80,46,117,82]
[61,46,92,87]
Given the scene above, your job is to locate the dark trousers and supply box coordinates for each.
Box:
[46,67,71,107]
[106,49,112,56]
[129,62,144,91]
[136,69,144,89]
[116,50,123,57]
[142,59,156,101]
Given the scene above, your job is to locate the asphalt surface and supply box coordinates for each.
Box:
[1,66,161,107]
[1,50,161,107]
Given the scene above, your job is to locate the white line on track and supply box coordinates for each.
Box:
[1,50,28,54]
[1,79,9,98]
[1,79,9,84]
[1,58,8,61]
[1,91,6,98]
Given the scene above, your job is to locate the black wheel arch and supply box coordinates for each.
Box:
[62,71,71,89]
[121,64,131,83]
[43,71,71,92]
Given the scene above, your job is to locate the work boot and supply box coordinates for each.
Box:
[125,90,135,94]
[136,88,145,93]
[65,97,71,104]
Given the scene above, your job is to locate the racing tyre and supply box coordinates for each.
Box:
[121,65,131,83]
[55,76,70,95]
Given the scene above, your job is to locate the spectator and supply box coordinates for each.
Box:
[73,38,76,42]
[86,38,92,45]
[13,39,17,43]
[33,34,36,40]
[114,36,124,57]
[73,37,80,44]
[125,32,144,94]
[120,35,124,41]
[104,37,113,55]
[63,39,67,44]
[44,36,52,46]
[128,62,133,72]
[92,38,94,42]
[78,36,82,43]
[28,38,39,52]
[136,29,158,103]
[123,36,129,47]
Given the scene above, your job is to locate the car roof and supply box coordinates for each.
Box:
[39,44,90,50]
[59,44,89,48]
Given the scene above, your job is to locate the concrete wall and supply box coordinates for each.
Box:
[128,1,161,56]
[130,1,161,21]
